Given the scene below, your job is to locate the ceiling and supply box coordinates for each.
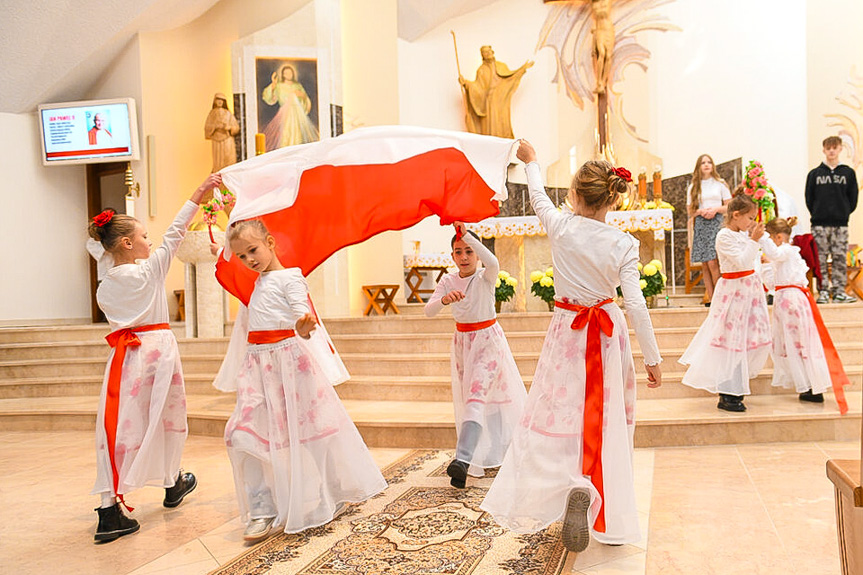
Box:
[0,0,498,115]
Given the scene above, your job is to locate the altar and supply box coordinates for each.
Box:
[467,209,675,312]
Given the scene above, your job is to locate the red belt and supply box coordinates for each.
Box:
[721,270,754,279]
[455,319,496,332]
[776,285,850,414]
[555,299,614,533]
[248,329,296,344]
[104,323,171,509]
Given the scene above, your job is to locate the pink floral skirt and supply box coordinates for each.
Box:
[772,287,831,394]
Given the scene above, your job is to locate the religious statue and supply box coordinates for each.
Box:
[204,93,240,172]
[590,0,614,95]
[455,42,534,139]
[261,63,319,151]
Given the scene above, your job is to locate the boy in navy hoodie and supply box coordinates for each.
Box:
[805,136,858,303]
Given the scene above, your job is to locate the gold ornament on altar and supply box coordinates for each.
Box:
[538,0,679,159]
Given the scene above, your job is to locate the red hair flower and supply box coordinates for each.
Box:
[612,167,632,182]
[93,209,115,227]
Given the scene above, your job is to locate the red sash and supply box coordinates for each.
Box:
[247,329,296,344]
[721,270,755,280]
[775,285,850,414]
[555,299,615,533]
[104,323,171,509]
[455,319,497,332]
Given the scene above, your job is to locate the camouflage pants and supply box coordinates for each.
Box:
[811,225,848,292]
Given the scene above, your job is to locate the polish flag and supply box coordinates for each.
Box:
[216,125,515,304]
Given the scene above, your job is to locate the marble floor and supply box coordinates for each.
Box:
[0,431,855,575]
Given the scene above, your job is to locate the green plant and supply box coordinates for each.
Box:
[530,267,556,303]
[639,259,667,298]
[495,270,517,302]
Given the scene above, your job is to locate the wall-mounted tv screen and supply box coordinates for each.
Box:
[38,98,140,166]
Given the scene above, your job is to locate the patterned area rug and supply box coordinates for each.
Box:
[211,450,573,575]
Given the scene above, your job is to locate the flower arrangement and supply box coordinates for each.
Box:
[201,188,236,242]
[530,267,556,309]
[643,200,675,211]
[639,259,667,299]
[742,160,776,222]
[495,270,517,303]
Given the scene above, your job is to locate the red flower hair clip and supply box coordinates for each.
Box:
[93,209,115,227]
[611,167,633,183]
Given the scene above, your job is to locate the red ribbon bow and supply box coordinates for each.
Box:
[93,209,115,227]
[611,167,632,183]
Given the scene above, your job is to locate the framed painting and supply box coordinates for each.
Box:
[241,46,331,156]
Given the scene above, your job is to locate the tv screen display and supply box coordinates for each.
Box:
[38,98,140,166]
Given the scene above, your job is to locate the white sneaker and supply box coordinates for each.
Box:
[243,517,275,542]
[832,292,857,304]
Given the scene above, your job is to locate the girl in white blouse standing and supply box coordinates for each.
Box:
[680,194,772,412]
[220,219,386,543]
[424,222,526,490]
[761,217,850,408]
[87,174,220,543]
[482,141,662,553]
[688,154,732,305]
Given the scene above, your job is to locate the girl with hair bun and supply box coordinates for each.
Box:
[87,173,221,543]
[761,216,850,409]
[482,140,662,553]
[679,194,772,412]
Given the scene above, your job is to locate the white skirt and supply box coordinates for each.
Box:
[772,288,831,394]
[92,330,187,496]
[481,303,641,544]
[452,322,527,473]
[225,338,386,533]
[679,274,772,395]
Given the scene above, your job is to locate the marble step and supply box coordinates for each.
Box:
[0,338,228,361]
[0,324,185,344]
[2,364,859,402]
[0,392,858,448]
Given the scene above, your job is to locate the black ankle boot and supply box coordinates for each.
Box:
[446,459,469,489]
[94,503,140,543]
[717,394,746,412]
[799,390,825,403]
[163,470,197,508]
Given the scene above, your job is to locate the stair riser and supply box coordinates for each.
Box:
[0,327,184,345]
[0,378,220,399]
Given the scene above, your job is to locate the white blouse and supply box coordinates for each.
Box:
[526,162,662,366]
[425,231,499,323]
[687,178,731,210]
[97,201,198,331]
[715,228,761,272]
[247,267,311,331]
[759,240,808,288]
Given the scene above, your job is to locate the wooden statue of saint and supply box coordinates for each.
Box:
[204,93,240,172]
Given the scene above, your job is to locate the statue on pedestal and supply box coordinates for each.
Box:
[455,41,533,139]
[204,93,240,172]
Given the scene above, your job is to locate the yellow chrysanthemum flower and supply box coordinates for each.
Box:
[637,262,643,272]
[505,277,517,287]
[643,263,658,276]
[498,270,510,279]
[495,278,501,288]
[660,273,667,283]
[649,259,662,271]
[540,276,553,287]
[545,267,554,277]
[530,270,543,283]
[639,279,648,290]
[644,201,656,209]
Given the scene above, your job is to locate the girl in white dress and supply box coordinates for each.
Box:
[762,217,850,408]
[221,219,386,542]
[482,141,662,552]
[87,174,219,543]
[424,222,526,489]
[679,194,772,412]
[687,154,732,305]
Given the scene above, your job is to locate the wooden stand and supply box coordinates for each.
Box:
[404,266,449,303]
[362,285,401,316]
[827,459,863,574]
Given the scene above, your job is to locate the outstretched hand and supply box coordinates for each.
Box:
[516,139,537,164]
[192,173,223,205]
[453,221,467,237]
[295,313,318,339]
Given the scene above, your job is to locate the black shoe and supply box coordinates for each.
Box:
[94,503,140,543]
[562,488,591,552]
[799,390,825,403]
[717,394,746,412]
[766,294,774,305]
[446,459,468,489]
[704,302,711,308]
[163,470,197,508]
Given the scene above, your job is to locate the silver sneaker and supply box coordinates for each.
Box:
[832,292,857,303]
[816,292,830,304]
[243,516,275,542]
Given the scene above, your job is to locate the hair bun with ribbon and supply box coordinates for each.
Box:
[93,209,115,227]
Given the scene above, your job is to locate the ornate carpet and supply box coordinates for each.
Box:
[211,450,573,575]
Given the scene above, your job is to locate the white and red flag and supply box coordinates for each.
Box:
[215,125,515,303]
